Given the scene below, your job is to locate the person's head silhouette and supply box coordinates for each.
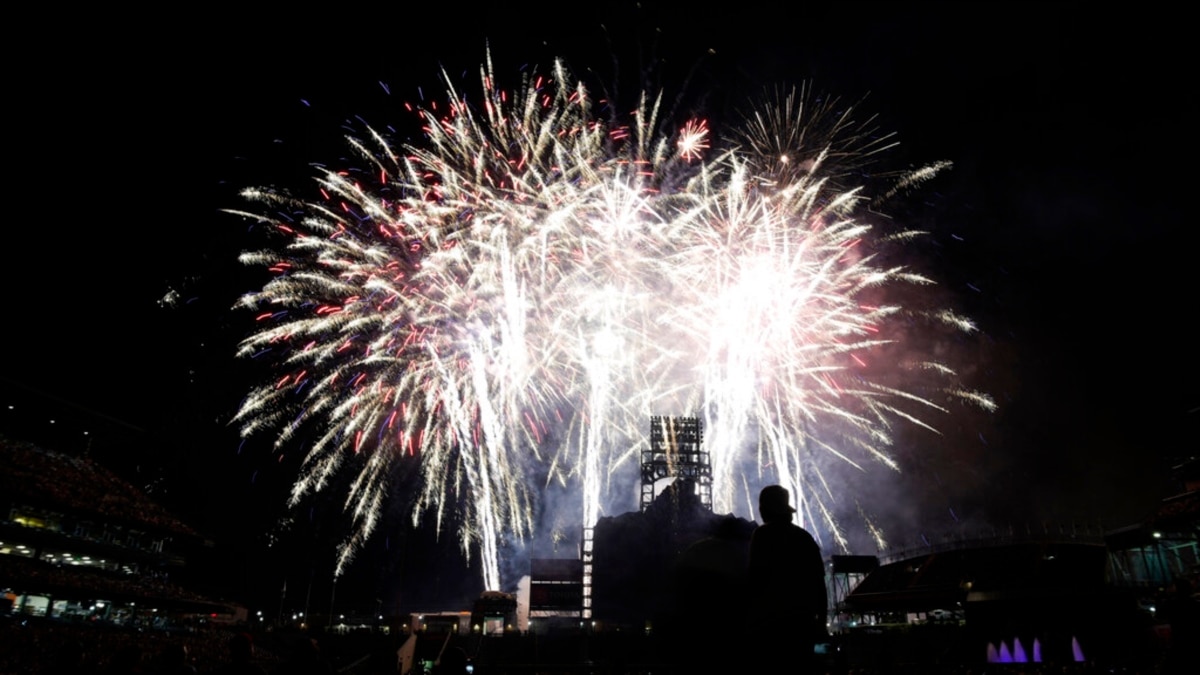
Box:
[758,485,796,524]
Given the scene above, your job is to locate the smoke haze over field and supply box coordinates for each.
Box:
[3,2,1193,608]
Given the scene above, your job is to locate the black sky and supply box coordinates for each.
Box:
[4,2,1196,610]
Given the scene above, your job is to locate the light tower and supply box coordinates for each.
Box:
[640,415,712,512]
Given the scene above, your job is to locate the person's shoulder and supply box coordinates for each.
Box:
[781,523,820,548]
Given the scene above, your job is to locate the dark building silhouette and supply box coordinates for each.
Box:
[591,477,754,629]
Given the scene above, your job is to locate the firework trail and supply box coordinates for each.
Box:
[230,57,992,589]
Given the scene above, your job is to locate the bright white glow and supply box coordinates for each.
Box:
[232,60,990,590]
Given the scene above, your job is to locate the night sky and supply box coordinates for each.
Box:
[4,2,1195,613]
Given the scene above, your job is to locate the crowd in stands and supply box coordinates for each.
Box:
[0,616,420,674]
[0,616,296,674]
[0,437,197,538]
[0,555,221,609]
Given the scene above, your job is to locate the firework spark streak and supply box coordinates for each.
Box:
[230,58,993,589]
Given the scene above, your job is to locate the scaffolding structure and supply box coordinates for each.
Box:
[640,416,712,512]
[829,554,879,629]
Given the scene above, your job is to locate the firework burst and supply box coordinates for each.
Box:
[230,56,992,588]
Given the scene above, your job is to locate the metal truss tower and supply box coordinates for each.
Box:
[640,415,712,512]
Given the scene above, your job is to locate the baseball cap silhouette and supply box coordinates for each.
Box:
[759,485,796,519]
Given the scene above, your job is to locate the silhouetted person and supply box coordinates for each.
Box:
[670,515,750,670]
[675,515,748,616]
[748,485,826,673]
